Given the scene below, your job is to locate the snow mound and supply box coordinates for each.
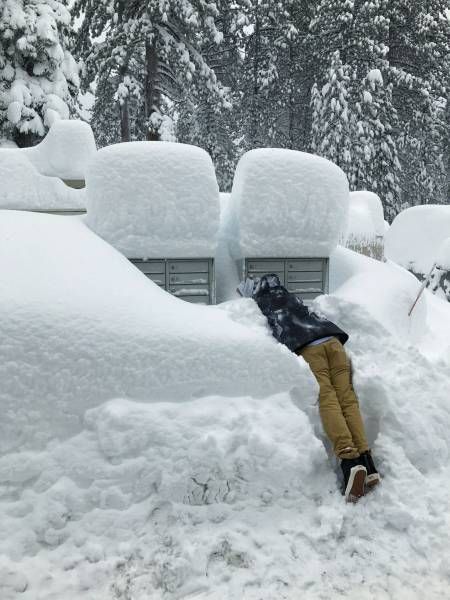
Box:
[0,152,85,210]
[0,210,312,453]
[2,295,450,598]
[85,142,220,258]
[21,120,96,179]
[228,149,349,259]
[436,237,450,271]
[344,191,384,241]
[385,205,450,275]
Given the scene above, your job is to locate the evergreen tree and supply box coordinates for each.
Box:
[311,50,353,173]
[0,0,80,146]
[74,0,229,143]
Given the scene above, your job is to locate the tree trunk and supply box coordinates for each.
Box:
[145,40,161,140]
[119,96,130,142]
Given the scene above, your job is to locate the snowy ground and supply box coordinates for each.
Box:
[1,209,450,599]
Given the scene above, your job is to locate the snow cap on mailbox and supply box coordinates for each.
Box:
[23,119,97,179]
[85,141,220,258]
[228,148,349,259]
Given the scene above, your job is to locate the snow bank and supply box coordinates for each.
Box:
[86,142,220,258]
[2,290,450,598]
[0,152,85,210]
[0,210,312,453]
[436,237,450,271]
[385,205,450,275]
[343,191,385,260]
[328,246,427,341]
[21,120,97,179]
[228,149,349,259]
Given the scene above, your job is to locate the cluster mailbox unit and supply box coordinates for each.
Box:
[130,258,215,305]
[241,257,329,303]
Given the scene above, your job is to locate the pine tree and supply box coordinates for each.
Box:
[311,50,353,173]
[0,0,80,146]
[74,0,229,144]
[387,0,450,207]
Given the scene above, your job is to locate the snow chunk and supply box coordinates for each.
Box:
[0,210,310,451]
[21,119,97,179]
[228,149,349,259]
[85,142,220,258]
[0,152,85,210]
[385,205,450,275]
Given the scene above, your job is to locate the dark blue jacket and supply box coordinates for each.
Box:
[252,274,348,352]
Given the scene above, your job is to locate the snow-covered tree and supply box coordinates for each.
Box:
[75,0,230,144]
[0,0,80,146]
[311,51,353,172]
[387,0,450,207]
[353,69,401,221]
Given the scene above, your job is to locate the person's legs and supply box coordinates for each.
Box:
[325,338,370,455]
[299,344,360,459]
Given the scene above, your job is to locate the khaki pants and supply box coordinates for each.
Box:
[298,338,369,459]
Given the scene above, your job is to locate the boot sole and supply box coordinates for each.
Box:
[366,473,381,489]
[345,466,367,503]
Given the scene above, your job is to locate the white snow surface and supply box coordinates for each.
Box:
[85,142,220,258]
[2,209,450,598]
[0,210,308,453]
[0,152,85,210]
[385,204,450,274]
[9,120,96,179]
[436,237,450,271]
[344,191,385,242]
[228,149,349,259]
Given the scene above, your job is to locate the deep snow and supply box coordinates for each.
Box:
[2,199,450,598]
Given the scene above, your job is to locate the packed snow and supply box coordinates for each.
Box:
[0,210,308,453]
[1,206,450,598]
[436,237,450,271]
[18,120,97,179]
[0,152,85,210]
[85,142,220,258]
[2,168,450,598]
[227,149,349,259]
[344,191,385,242]
[385,204,450,275]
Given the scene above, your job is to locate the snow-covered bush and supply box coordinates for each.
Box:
[385,205,450,301]
[85,142,221,258]
[0,151,84,210]
[342,191,385,261]
[228,149,349,259]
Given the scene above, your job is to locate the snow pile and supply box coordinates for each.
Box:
[0,139,18,148]
[2,274,450,598]
[0,210,310,453]
[228,149,349,258]
[436,237,450,271]
[343,191,385,260]
[329,246,427,341]
[0,152,85,210]
[385,205,450,275]
[20,120,96,179]
[86,142,220,258]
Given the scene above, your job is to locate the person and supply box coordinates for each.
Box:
[238,273,380,502]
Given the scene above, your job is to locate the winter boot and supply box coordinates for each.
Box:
[341,458,367,503]
[360,450,381,488]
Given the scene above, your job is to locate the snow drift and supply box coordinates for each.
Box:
[343,191,385,260]
[85,142,220,258]
[20,120,97,179]
[0,210,312,454]
[385,204,450,275]
[227,149,349,259]
[0,152,85,210]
